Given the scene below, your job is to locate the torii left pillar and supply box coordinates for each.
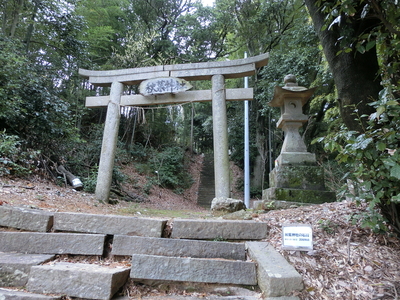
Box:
[212,74,230,198]
[96,81,123,202]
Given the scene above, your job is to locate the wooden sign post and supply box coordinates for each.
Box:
[79,53,269,203]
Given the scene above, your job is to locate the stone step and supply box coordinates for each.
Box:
[26,262,130,300]
[171,219,268,240]
[112,235,246,260]
[54,212,167,237]
[130,254,257,285]
[0,232,105,255]
[0,207,303,299]
[197,153,215,208]
[0,288,61,300]
[246,242,303,298]
[0,253,55,287]
[0,205,53,232]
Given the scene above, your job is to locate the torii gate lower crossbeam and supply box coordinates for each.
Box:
[79,53,269,204]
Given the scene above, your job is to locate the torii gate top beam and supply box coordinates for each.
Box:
[79,53,269,87]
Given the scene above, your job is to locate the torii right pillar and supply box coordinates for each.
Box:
[262,75,336,205]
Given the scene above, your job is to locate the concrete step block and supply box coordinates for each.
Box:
[0,206,53,232]
[246,242,303,297]
[112,236,246,260]
[0,232,105,255]
[0,253,55,287]
[130,254,257,285]
[54,212,167,237]
[26,262,130,300]
[0,288,60,299]
[171,219,268,240]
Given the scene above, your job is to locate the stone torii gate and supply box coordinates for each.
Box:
[79,53,269,203]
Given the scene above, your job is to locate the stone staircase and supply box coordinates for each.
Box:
[0,205,303,300]
[197,153,215,208]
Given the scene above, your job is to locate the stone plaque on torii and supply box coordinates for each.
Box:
[79,53,269,203]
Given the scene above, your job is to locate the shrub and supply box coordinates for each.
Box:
[314,88,400,234]
[148,146,193,189]
[0,131,40,177]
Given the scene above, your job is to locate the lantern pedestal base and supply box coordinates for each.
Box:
[275,152,316,166]
[262,162,336,205]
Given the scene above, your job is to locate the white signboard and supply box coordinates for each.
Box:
[139,77,192,96]
[282,224,313,251]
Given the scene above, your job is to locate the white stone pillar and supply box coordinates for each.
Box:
[95,81,123,202]
[212,74,230,198]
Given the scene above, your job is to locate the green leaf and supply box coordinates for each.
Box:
[392,194,400,203]
[376,105,386,118]
[386,100,399,106]
[354,136,373,150]
[364,150,373,160]
[365,40,376,52]
[390,164,400,179]
[357,45,365,54]
[362,180,371,191]
[377,142,386,151]
[383,157,396,168]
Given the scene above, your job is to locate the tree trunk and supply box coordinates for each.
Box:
[10,0,24,37]
[304,0,382,132]
[252,102,268,191]
[24,0,38,52]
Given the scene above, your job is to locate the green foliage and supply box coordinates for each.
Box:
[128,143,148,161]
[174,2,230,61]
[76,0,130,66]
[349,208,389,234]
[0,2,86,168]
[317,0,399,57]
[317,219,338,234]
[0,37,28,122]
[148,146,193,189]
[318,159,350,200]
[314,87,400,233]
[192,103,214,153]
[0,132,21,159]
[0,131,40,177]
[66,124,103,176]
[82,167,98,193]
[315,0,400,95]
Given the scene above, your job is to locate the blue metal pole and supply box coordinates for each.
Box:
[244,52,250,208]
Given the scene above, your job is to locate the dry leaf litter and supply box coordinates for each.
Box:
[259,201,400,300]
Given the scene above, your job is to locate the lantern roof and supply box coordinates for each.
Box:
[269,74,316,107]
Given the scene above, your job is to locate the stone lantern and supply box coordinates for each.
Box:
[270,74,317,166]
[262,75,336,205]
